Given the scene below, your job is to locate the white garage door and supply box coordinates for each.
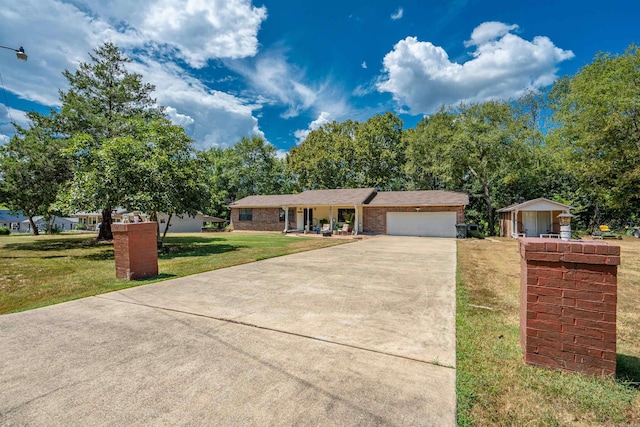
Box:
[386,212,457,237]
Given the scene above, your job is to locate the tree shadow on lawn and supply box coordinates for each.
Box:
[4,236,232,253]
[81,249,115,261]
[78,243,242,261]
[617,354,640,388]
[132,273,177,282]
[3,237,106,252]
[159,243,241,260]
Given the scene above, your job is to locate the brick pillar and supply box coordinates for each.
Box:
[519,238,619,377]
[112,222,158,280]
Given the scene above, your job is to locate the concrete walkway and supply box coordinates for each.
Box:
[0,236,457,426]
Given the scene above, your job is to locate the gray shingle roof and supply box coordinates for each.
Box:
[228,194,301,208]
[229,188,468,208]
[497,198,573,213]
[229,188,377,207]
[366,190,469,206]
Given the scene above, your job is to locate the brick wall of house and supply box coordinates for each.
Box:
[112,222,158,280]
[230,208,283,232]
[519,238,619,377]
[362,206,465,235]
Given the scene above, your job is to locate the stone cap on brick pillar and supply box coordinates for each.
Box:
[519,238,620,266]
[112,222,158,234]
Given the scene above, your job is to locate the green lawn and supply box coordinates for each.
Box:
[0,232,349,314]
[457,238,640,426]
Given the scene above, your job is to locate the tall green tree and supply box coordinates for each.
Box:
[404,109,457,190]
[287,113,406,190]
[353,112,406,190]
[58,42,162,240]
[223,136,289,201]
[0,113,71,235]
[202,136,289,216]
[287,120,359,190]
[550,45,640,223]
[405,101,529,234]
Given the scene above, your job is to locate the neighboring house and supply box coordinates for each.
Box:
[498,198,573,238]
[0,210,27,232]
[72,209,130,230]
[20,216,79,233]
[228,188,469,238]
[71,210,221,233]
[155,212,223,233]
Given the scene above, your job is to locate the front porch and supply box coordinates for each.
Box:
[282,205,364,235]
[497,198,573,239]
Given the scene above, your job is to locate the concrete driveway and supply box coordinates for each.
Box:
[0,236,457,426]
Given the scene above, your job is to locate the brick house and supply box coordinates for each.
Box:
[229,188,468,237]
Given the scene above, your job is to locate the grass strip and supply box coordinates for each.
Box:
[456,239,640,426]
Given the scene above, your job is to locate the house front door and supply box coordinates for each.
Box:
[303,208,313,232]
[522,211,537,237]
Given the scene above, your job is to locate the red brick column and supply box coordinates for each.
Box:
[112,222,158,280]
[519,238,619,377]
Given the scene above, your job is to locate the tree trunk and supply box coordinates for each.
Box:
[483,183,495,236]
[28,215,39,236]
[97,208,113,240]
[161,213,173,244]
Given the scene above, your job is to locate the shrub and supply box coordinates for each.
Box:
[46,225,62,235]
[0,226,10,235]
[467,230,485,239]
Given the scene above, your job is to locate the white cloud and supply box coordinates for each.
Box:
[294,111,331,145]
[377,22,574,114]
[128,59,263,148]
[464,21,519,47]
[391,8,404,20]
[361,61,368,69]
[0,0,267,150]
[139,0,267,68]
[275,148,288,159]
[228,52,318,119]
[165,106,195,128]
[0,104,31,142]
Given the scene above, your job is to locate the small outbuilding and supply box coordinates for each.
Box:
[498,198,573,238]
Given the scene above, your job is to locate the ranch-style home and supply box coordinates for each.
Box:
[229,188,469,238]
[72,210,222,233]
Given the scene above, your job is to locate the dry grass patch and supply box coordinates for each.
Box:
[457,237,640,426]
[0,232,349,314]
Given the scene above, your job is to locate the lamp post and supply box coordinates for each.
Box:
[557,213,573,241]
[0,45,27,61]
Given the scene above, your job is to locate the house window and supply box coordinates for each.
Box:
[279,208,286,222]
[239,209,253,221]
[338,208,355,222]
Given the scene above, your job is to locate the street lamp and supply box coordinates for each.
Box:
[0,45,27,61]
[557,212,573,241]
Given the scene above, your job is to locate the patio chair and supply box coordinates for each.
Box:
[338,224,350,235]
[321,223,332,237]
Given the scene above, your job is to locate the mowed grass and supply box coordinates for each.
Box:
[0,232,349,314]
[457,237,640,426]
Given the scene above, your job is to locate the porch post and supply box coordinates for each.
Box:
[283,206,289,233]
[306,206,310,232]
[514,209,519,237]
[354,204,359,235]
[329,206,334,230]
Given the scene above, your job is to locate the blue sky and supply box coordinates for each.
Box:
[0,1,638,156]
